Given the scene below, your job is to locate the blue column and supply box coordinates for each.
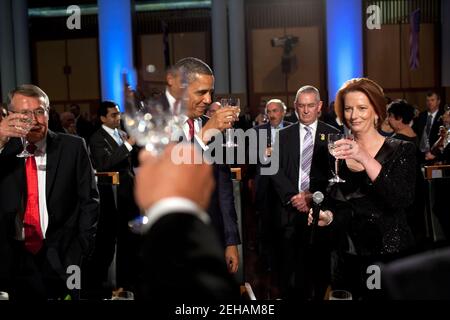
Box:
[326,0,364,102]
[211,0,229,95]
[0,0,17,102]
[98,0,135,111]
[12,0,31,85]
[228,0,247,95]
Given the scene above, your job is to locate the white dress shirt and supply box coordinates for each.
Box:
[298,120,318,192]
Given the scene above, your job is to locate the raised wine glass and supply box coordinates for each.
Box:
[328,133,353,183]
[220,97,240,148]
[123,66,187,233]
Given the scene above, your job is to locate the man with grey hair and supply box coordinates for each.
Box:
[60,111,77,135]
[270,85,339,300]
[249,98,291,292]
[0,84,99,300]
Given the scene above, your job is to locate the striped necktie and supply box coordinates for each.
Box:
[300,126,313,191]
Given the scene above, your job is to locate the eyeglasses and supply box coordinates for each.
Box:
[9,107,48,118]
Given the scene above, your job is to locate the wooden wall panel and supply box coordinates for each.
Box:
[251,27,322,95]
[67,38,100,100]
[139,34,166,83]
[172,32,207,64]
[35,40,67,101]
[366,23,436,89]
[400,23,435,88]
[366,25,401,89]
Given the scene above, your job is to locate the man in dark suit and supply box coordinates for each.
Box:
[270,85,339,300]
[0,84,99,300]
[70,104,94,141]
[249,99,291,272]
[135,145,239,300]
[89,101,140,294]
[161,57,241,273]
[413,91,444,164]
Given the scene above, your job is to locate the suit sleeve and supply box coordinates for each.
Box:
[74,138,100,259]
[217,164,241,246]
[89,133,131,172]
[270,130,299,204]
[137,213,239,301]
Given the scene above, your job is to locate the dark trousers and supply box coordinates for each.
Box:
[9,241,66,301]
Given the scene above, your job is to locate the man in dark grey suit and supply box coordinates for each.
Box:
[271,85,339,300]
[160,57,241,273]
[89,101,140,294]
[250,99,291,274]
[0,85,99,300]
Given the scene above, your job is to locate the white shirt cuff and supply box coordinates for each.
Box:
[142,197,210,233]
[124,141,133,152]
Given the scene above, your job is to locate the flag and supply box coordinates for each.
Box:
[409,8,421,70]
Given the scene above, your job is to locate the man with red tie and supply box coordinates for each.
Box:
[160,58,241,274]
[0,84,99,300]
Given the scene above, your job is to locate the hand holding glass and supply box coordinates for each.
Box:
[220,97,240,147]
[328,133,353,183]
[10,110,37,158]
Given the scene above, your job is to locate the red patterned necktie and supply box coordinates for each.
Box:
[23,143,43,254]
[187,118,195,140]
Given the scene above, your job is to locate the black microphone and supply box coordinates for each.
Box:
[309,191,324,245]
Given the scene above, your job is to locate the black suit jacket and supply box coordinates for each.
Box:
[0,131,99,287]
[197,116,240,247]
[137,213,239,301]
[413,109,444,149]
[271,121,339,228]
[89,127,137,204]
[251,121,292,209]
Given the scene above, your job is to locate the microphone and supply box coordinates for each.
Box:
[309,191,324,245]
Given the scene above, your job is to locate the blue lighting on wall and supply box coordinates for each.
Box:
[326,0,364,103]
[98,0,135,111]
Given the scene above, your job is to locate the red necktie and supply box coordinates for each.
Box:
[23,144,43,254]
[187,118,195,141]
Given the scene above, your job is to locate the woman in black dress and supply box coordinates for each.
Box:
[310,78,416,299]
[387,100,427,246]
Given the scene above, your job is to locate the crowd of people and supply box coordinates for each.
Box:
[0,57,449,301]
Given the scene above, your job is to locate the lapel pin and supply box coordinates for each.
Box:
[320,133,325,141]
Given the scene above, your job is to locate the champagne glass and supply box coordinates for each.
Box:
[123,66,187,234]
[328,133,352,183]
[220,97,240,148]
[14,112,34,158]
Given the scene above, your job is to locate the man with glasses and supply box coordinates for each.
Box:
[0,84,99,300]
[270,85,339,300]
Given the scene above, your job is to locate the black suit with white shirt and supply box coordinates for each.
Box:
[270,120,339,299]
[0,131,99,300]
[89,126,141,293]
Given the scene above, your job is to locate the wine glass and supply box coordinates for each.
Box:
[14,112,34,158]
[122,67,185,157]
[220,97,240,148]
[328,133,353,183]
[122,67,187,234]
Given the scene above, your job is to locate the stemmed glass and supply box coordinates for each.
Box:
[123,66,187,233]
[220,97,240,147]
[13,112,34,158]
[328,133,353,183]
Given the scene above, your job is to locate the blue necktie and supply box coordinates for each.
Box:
[113,130,123,146]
